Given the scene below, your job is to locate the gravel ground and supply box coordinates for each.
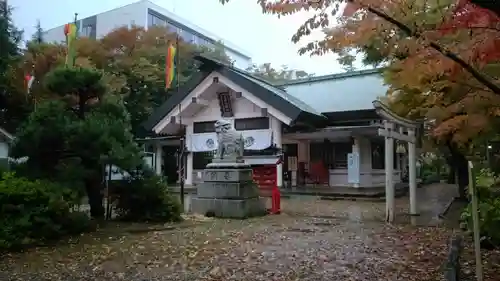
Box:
[2,184,497,281]
[0,213,452,281]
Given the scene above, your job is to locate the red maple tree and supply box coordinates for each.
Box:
[440,0,500,66]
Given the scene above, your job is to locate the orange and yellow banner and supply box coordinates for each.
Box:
[64,23,78,67]
[165,42,177,89]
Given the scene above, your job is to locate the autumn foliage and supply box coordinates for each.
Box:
[16,25,231,133]
[238,0,500,145]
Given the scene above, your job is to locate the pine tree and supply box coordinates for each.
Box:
[31,19,44,43]
[0,0,24,130]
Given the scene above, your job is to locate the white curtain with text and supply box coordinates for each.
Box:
[189,132,218,152]
[241,129,273,150]
[188,129,273,152]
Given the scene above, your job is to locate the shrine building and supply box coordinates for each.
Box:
[140,55,421,193]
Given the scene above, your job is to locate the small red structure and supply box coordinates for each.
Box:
[270,185,281,214]
[269,156,282,214]
[252,165,276,191]
[251,156,282,214]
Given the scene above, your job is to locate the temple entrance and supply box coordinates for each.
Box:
[162,145,179,184]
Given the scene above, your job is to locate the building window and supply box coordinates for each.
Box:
[81,25,92,37]
[191,36,199,45]
[166,21,178,33]
[333,142,351,169]
[309,141,334,169]
[193,121,216,133]
[234,117,269,131]
[197,37,211,47]
[148,13,166,27]
[186,32,196,43]
[309,141,352,169]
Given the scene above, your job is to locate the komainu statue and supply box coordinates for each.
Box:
[214,119,244,160]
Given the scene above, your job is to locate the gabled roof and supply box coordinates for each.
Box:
[142,70,211,132]
[0,127,13,142]
[215,59,325,119]
[275,68,384,87]
[279,68,387,114]
[142,56,327,132]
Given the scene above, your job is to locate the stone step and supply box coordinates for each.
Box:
[191,197,267,219]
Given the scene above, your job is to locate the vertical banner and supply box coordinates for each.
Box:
[347,152,360,184]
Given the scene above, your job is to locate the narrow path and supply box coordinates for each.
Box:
[279,183,458,226]
[412,183,458,225]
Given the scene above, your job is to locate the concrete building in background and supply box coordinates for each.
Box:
[43,0,252,70]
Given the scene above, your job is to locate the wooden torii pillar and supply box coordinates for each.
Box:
[373,101,420,223]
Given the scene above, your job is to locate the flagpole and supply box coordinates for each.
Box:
[72,13,78,67]
[27,18,43,112]
[32,62,36,112]
[175,34,185,210]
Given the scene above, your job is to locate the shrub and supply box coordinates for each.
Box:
[0,172,92,251]
[461,197,500,248]
[420,163,443,184]
[112,170,182,222]
[474,168,500,199]
[0,158,8,175]
[461,168,500,248]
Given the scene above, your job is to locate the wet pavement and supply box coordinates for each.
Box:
[281,183,458,226]
[0,183,460,281]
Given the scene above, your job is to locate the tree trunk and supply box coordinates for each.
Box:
[447,165,456,184]
[82,156,105,219]
[447,142,469,200]
[74,96,104,218]
[85,178,104,219]
[455,158,469,201]
[442,151,456,184]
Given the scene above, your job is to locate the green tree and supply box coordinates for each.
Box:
[197,40,233,65]
[17,26,234,136]
[31,19,44,44]
[71,26,233,134]
[246,63,313,83]
[12,67,143,218]
[0,0,25,132]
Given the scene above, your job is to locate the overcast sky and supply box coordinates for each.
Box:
[10,0,350,75]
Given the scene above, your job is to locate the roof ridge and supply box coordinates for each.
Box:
[195,54,283,89]
[0,126,13,141]
[230,67,278,88]
[276,68,385,86]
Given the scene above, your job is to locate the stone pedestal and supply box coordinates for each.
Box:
[191,160,266,219]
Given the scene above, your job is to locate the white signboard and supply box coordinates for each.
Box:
[105,164,130,181]
[143,152,155,170]
[104,153,156,181]
[347,152,360,184]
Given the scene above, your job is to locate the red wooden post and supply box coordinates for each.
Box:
[271,185,281,214]
[271,156,283,214]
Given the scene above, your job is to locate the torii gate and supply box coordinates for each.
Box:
[373,100,420,223]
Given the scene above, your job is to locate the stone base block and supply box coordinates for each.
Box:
[206,161,250,169]
[191,197,266,219]
[202,168,253,182]
[197,181,259,199]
